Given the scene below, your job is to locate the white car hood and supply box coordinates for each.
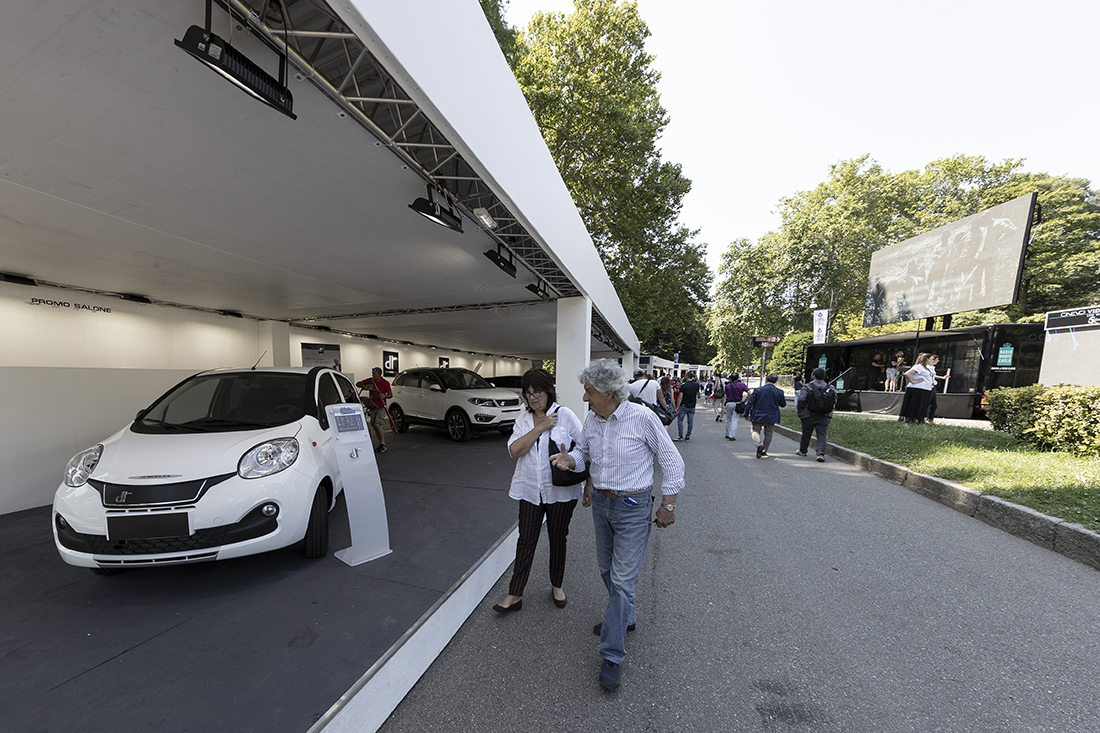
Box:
[463,388,521,401]
[93,423,304,484]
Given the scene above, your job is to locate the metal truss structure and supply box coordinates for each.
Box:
[223,0,629,354]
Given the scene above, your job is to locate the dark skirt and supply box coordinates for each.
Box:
[898,387,932,423]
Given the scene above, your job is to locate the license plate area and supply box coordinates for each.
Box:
[107,513,190,541]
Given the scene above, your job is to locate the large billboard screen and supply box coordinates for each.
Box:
[863,192,1036,327]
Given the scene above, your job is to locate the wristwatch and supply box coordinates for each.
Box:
[660,503,676,512]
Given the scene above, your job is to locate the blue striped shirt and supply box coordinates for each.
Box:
[570,400,685,497]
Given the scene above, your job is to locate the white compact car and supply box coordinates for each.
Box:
[53,366,363,574]
[387,368,522,441]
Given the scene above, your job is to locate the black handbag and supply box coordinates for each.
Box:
[630,395,674,425]
[734,401,745,414]
[626,378,674,426]
[549,438,589,486]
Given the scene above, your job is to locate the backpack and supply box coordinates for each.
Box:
[805,382,837,415]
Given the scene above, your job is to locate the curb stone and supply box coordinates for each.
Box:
[774,423,1100,572]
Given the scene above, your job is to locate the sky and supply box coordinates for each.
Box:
[503,0,1100,277]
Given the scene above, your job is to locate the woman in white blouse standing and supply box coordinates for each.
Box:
[898,353,939,424]
[493,368,588,613]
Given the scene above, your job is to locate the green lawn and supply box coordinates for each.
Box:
[779,410,1100,532]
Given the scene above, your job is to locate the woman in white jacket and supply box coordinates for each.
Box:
[493,368,587,612]
[898,353,939,424]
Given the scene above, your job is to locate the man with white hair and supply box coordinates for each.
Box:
[552,359,685,691]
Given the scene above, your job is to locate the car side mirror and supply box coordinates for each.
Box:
[429,384,443,392]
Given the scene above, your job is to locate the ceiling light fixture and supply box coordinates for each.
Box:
[408,186,463,233]
[484,247,517,278]
[525,282,551,300]
[472,207,497,229]
[175,0,296,120]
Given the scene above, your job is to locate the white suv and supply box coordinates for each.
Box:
[388,368,523,441]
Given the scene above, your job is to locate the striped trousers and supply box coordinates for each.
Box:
[508,498,578,596]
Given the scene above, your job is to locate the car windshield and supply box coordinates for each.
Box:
[132,372,311,434]
[432,369,493,390]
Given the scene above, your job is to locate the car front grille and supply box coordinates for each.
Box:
[89,473,235,508]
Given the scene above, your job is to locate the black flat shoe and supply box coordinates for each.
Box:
[553,591,567,609]
[492,600,522,613]
[593,622,635,635]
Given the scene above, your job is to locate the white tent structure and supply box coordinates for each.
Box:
[0,0,640,514]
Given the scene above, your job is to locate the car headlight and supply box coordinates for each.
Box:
[238,438,299,479]
[468,397,500,408]
[64,445,103,487]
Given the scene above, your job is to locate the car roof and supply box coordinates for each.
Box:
[195,366,339,377]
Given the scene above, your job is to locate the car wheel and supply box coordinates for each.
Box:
[303,486,329,559]
[90,567,126,576]
[446,409,472,442]
[498,427,511,436]
[388,404,410,433]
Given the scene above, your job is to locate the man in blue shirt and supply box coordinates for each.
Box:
[744,373,787,458]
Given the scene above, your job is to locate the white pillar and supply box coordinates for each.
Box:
[556,297,592,418]
[258,320,292,366]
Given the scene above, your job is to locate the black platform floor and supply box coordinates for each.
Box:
[0,427,519,733]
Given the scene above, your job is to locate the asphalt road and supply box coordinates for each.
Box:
[378,410,1100,733]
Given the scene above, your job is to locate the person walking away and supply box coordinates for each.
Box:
[795,368,836,461]
[550,360,684,691]
[711,373,726,421]
[493,368,586,613]
[745,373,786,458]
[723,373,749,441]
[898,353,938,424]
[628,370,660,405]
[657,375,673,414]
[356,367,392,454]
[673,371,701,441]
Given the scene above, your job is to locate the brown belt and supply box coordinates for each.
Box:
[597,488,650,500]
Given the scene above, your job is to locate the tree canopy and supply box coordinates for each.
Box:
[485,0,711,360]
[708,154,1100,370]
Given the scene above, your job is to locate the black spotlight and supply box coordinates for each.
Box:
[408,186,463,233]
[175,0,296,120]
[484,248,517,278]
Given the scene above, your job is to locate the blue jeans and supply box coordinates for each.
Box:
[676,406,695,438]
[592,490,653,664]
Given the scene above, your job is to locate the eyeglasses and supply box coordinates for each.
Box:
[524,390,545,399]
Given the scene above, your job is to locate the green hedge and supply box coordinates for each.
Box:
[986,385,1100,457]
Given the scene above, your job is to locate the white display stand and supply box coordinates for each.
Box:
[325,403,392,566]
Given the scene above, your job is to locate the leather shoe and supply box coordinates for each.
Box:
[592,622,635,635]
[492,599,522,613]
[599,659,621,690]
[552,591,567,609]
[756,445,764,459]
